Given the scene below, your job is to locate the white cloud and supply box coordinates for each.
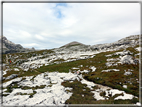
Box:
[61,16,79,28]
[19,30,31,38]
[35,34,44,41]
[22,43,40,48]
[59,29,73,36]
[3,3,140,49]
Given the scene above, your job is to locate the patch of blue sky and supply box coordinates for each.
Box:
[56,10,62,18]
[54,3,67,19]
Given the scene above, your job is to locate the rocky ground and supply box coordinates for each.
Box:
[0,34,141,106]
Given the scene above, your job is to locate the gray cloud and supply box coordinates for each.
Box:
[3,3,140,49]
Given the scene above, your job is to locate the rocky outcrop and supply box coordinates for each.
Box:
[91,35,140,51]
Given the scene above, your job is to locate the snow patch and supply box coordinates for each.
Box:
[123,85,127,88]
[120,55,134,64]
[101,69,120,72]
[114,93,134,100]
[3,77,22,88]
[135,47,141,51]
[135,102,141,106]
[91,91,105,100]
[81,79,96,89]
[14,68,19,71]
[124,71,132,76]
[90,66,96,72]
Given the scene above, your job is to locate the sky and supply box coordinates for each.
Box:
[3,2,140,49]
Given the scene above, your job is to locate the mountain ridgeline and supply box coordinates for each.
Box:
[1,35,141,54]
[0,36,35,54]
[53,35,140,53]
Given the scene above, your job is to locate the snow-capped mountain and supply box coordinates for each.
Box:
[0,36,35,54]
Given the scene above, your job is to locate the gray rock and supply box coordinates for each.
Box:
[5,74,18,80]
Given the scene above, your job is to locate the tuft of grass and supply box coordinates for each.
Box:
[22,85,46,90]
[62,79,97,104]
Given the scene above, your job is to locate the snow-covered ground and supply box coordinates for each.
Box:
[101,69,120,72]
[135,47,141,52]
[3,71,139,106]
[19,51,98,71]
[16,45,135,72]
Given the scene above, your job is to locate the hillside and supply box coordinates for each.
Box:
[1,34,141,106]
[61,41,86,47]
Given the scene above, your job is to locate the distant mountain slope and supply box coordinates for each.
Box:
[91,35,140,51]
[0,36,35,54]
[54,35,140,53]
[61,41,86,48]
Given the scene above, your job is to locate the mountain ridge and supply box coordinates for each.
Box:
[1,34,141,54]
[0,36,35,54]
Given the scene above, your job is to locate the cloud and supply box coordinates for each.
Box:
[3,3,140,49]
[19,30,31,38]
[35,34,44,41]
[22,43,40,48]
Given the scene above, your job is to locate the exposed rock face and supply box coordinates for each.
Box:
[0,36,35,54]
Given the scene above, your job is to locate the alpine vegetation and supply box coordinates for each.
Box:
[1,35,141,106]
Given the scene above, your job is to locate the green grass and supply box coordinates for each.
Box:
[21,85,46,90]
[62,79,97,104]
[36,58,88,73]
